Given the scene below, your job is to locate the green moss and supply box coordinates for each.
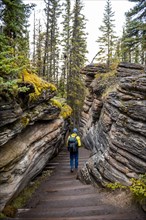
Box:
[20,69,57,101]
[95,70,117,99]
[105,174,146,206]
[20,116,30,127]
[0,212,6,219]
[60,104,72,119]
[95,70,117,80]
[2,205,17,218]
[50,98,62,109]
[50,98,72,119]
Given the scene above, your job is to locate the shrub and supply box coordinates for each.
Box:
[105,174,146,205]
[129,174,146,201]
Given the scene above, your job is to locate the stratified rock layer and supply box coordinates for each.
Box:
[0,73,68,211]
[79,62,146,187]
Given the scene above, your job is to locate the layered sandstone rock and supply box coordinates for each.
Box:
[79,62,146,187]
[0,71,69,211]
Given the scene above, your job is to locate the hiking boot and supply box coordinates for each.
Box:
[70,169,73,173]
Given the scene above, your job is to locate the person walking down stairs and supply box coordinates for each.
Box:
[67,128,81,173]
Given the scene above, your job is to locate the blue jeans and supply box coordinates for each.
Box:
[70,151,78,170]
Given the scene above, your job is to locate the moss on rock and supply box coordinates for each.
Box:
[50,99,62,109]
[60,103,72,119]
[20,69,57,101]
[50,98,72,119]
[20,116,30,127]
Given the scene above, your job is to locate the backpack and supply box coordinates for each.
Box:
[68,135,78,153]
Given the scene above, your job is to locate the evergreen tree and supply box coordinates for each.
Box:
[127,0,146,22]
[120,27,129,62]
[59,0,72,98]
[32,10,36,67]
[43,0,61,83]
[121,17,142,63]
[0,0,34,81]
[35,19,45,76]
[96,0,117,68]
[43,0,50,78]
[125,0,146,64]
[0,0,34,96]
[68,0,87,127]
[1,0,33,57]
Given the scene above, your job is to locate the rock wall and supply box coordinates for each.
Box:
[79,62,146,187]
[0,72,69,211]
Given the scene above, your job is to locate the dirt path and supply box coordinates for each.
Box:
[14,147,146,220]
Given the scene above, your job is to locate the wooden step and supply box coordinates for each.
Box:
[15,212,144,220]
[13,147,146,220]
[13,215,145,220]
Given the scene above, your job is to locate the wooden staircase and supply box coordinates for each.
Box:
[13,148,145,220]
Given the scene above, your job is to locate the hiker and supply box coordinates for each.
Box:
[67,128,81,173]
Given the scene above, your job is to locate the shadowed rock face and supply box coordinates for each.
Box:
[0,81,67,211]
[79,62,146,187]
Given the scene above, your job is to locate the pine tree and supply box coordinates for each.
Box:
[36,19,45,76]
[125,0,146,64]
[43,0,61,83]
[32,10,36,67]
[1,0,33,57]
[68,0,87,127]
[59,0,72,98]
[0,0,33,95]
[127,0,146,22]
[120,17,134,63]
[0,0,34,80]
[96,0,117,68]
[120,27,130,62]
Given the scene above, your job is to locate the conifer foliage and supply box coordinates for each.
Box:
[96,0,117,68]
[122,0,146,64]
[67,0,87,127]
[59,0,72,98]
[43,0,61,83]
[0,0,34,101]
[58,0,87,127]
[0,0,33,80]
[1,0,33,57]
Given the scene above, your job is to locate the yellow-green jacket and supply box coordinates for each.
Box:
[67,133,81,148]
